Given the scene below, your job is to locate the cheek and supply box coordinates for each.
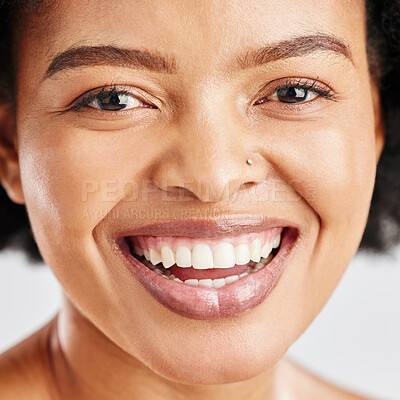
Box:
[258,107,377,234]
[258,105,377,316]
[291,126,375,225]
[18,123,162,239]
[16,120,163,300]
[16,119,174,340]
[252,100,377,306]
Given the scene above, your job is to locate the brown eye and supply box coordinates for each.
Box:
[254,83,324,106]
[272,87,318,104]
[91,93,143,111]
[276,87,311,103]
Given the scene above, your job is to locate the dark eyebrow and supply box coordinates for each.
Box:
[235,34,353,69]
[43,34,352,81]
[43,45,177,80]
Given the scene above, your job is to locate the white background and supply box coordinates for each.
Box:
[0,248,399,400]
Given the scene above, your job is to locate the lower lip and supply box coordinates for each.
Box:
[118,228,298,320]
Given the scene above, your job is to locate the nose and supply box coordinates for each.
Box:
[150,109,267,203]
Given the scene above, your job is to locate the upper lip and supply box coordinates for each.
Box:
[113,214,300,240]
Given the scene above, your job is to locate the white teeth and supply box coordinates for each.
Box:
[185,279,198,286]
[175,246,192,268]
[261,242,272,258]
[149,248,162,265]
[132,231,282,270]
[198,279,213,288]
[181,272,252,288]
[254,261,264,271]
[225,275,239,283]
[213,243,236,268]
[235,244,250,265]
[272,233,281,249]
[134,238,280,289]
[212,278,227,288]
[250,238,261,262]
[192,243,213,269]
[161,246,175,268]
[150,259,275,288]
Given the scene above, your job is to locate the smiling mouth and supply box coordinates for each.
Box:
[123,227,283,289]
[115,216,299,319]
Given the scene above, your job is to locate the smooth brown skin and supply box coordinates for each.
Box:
[0,0,384,399]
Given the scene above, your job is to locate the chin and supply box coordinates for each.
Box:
[151,354,275,385]
[128,327,287,385]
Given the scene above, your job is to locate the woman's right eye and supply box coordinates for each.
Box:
[89,92,146,111]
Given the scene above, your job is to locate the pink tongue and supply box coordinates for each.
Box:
[170,264,248,281]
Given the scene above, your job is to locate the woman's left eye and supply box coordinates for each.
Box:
[269,87,318,104]
[254,79,335,106]
[255,87,320,105]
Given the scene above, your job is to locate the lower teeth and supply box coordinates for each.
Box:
[132,248,277,289]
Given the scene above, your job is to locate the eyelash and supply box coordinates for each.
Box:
[254,77,337,105]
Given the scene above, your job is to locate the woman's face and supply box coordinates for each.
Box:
[6,0,383,385]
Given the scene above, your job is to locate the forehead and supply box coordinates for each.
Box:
[25,0,366,72]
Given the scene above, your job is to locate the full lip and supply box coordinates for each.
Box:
[112,215,301,320]
[112,214,301,239]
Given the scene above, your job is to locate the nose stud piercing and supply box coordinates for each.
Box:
[246,159,253,165]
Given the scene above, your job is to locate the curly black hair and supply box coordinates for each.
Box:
[0,0,399,264]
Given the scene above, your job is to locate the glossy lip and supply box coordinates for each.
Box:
[114,217,300,320]
[112,214,300,239]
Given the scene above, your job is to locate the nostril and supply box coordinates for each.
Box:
[163,186,196,199]
[240,181,258,190]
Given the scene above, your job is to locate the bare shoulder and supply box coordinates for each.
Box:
[277,356,379,400]
[0,318,56,400]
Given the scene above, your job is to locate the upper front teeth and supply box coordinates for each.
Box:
[136,232,281,270]
[160,246,175,268]
[214,243,235,268]
[176,246,191,267]
[192,243,214,269]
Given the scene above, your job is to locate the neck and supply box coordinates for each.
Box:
[46,293,283,400]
